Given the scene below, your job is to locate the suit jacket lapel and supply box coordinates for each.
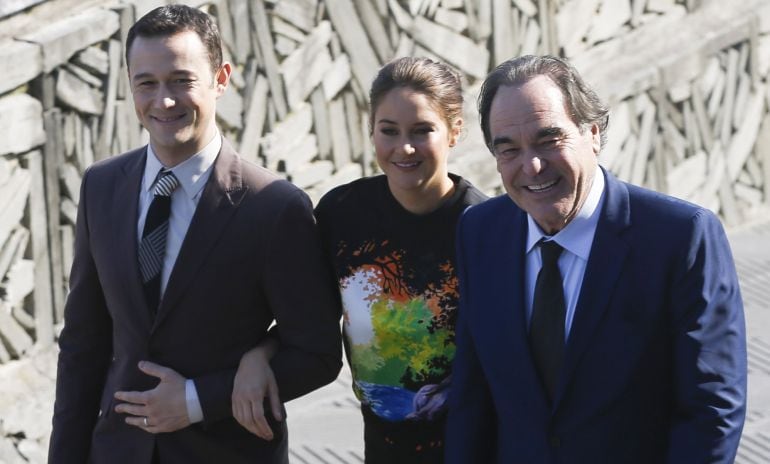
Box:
[555,170,631,405]
[507,207,548,402]
[475,199,548,403]
[496,202,530,360]
[114,147,155,329]
[153,139,248,330]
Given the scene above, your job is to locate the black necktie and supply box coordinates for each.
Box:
[138,169,179,312]
[530,240,566,402]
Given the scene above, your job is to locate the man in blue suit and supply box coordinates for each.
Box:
[445,55,746,463]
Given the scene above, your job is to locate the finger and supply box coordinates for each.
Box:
[125,415,151,429]
[114,402,147,417]
[236,400,262,437]
[266,378,282,422]
[114,391,148,405]
[241,402,264,438]
[232,398,249,430]
[253,415,274,441]
[250,401,273,441]
[138,360,171,380]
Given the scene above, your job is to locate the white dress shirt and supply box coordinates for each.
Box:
[524,169,606,342]
[137,133,221,424]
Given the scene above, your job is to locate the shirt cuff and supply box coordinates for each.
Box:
[185,378,204,423]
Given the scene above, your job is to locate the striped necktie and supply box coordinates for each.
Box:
[138,169,179,312]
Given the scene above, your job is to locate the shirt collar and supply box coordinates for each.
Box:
[526,168,606,260]
[143,132,222,199]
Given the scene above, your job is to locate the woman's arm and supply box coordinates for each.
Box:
[232,336,282,440]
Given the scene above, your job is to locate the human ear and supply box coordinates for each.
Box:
[215,62,232,95]
[590,123,601,155]
[449,118,463,147]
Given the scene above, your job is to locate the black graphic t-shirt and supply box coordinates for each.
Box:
[315,174,486,462]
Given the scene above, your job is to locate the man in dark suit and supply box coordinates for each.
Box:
[445,55,746,463]
[48,5,341,463]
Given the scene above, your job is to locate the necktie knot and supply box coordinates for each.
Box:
[153,170,179,197]
[540,240,563,266]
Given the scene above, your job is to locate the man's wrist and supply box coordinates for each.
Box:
[185,378,204,423]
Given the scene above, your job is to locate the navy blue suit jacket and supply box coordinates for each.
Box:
[446,169,746,463]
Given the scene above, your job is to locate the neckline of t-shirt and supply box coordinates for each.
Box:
[381,173,467,222]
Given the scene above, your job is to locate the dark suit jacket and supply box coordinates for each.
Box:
[446,169,746,463]
[49,139,342,464]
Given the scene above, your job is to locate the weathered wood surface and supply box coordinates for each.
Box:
[1,0,770,367]
[27,149,54,346]
[574,0,766,105]
[18,7,119,73]
[0,40,43,95]
[1,0,45,18]
[325,0,380,93]
[0,95,46,156]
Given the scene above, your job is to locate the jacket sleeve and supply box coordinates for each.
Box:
[263,189,342,400]
[194,188,342,423]
[445,210,496,464]
[666,209,747,463]
[49,167,113,464]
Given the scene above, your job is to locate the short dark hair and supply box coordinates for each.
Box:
[478,55,609,151]
[125,4,223,75]
[368,56,463,134]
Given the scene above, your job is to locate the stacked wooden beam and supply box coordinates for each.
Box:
[0,0,46,20]
[217,0,498,201]
[0,0,769,365]
[576,0,770,226]
[0,3,136,359]
[0,93,44,360]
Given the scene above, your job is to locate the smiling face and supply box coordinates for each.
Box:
[128,30,230,166]
[489,75,601,234]
[372,86,461,213]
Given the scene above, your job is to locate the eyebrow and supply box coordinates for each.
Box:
[131,70,195,81]
[491,136,513,148]
[537,127,565,139]
[376,119,434,127]
[492,126,565,147]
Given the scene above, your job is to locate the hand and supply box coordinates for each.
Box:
[232,347,282,440]
[114,361,191,433]
[407,376,451,421]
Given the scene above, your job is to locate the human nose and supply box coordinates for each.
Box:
[154,85,176,109]
[397,139,416,156]
[520,150,545,176]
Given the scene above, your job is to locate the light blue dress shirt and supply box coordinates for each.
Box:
[524,169,606,341]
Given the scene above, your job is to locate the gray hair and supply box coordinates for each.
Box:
[478,55,609,152]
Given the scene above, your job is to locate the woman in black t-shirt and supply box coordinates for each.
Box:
[232,57,486,463]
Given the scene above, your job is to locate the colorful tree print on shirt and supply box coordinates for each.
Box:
[338,239,457,401]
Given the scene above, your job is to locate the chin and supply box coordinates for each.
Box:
[394,180,424,191]
[388,171,419,183]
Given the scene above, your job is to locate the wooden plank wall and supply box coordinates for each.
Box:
[0,0,768,361]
